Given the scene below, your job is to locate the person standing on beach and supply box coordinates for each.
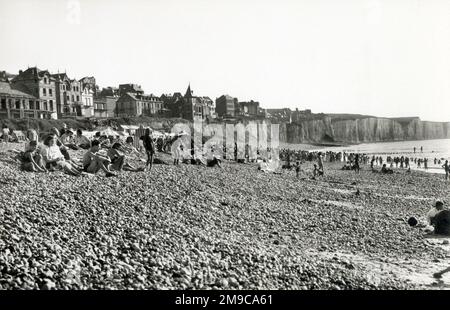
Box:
[140,128,155,171]
[318,152,324,175]
[424,158,428,170]
[421,146,423,153]
[414,147,416,153]
[354,154,360,173]
[295,161,301,178]
[443,160,449,180]
[2,124,9,144]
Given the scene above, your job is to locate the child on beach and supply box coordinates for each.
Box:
[140,128,155,171]
[21,141,46,172]
[295,161,301,178]
[2,124,9,143]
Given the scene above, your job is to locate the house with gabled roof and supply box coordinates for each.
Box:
[11,67,58,119]
[116,92,164,117]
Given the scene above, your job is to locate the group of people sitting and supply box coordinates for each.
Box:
[19,126,151,176]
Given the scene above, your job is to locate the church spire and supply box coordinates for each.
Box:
[185,83,193,98]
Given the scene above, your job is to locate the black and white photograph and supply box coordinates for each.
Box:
[1,0,450,306]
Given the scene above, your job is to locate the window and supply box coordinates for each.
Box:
[1,98,6,109]
[44,78,47,84]
[72,95,74,102]
[8,99,12,109]
[67,95,70,102]
[49,89,53,96]
[43,88,47,96]
[44,101,48,111]
[76,95,80,102]
[29,100,34,110]
[36,101,40,110]
[49,100,53,111]
[15,100,21,109]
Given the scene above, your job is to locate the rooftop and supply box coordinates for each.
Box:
[0,81,36,99]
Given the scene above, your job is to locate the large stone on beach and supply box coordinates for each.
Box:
[433,210,450,235]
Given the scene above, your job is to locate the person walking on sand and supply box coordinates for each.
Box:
[443,160,449,180]
[414,147,416,154]
[140,128,155,171]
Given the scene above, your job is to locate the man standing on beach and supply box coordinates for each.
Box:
[140,128,155,171]
[354,154,360,173]
[443,160,449,180]
[318,152,324,175]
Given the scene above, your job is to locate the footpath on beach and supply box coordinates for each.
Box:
[0,142,450,290]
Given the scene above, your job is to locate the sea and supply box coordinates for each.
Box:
[287,138,450,174]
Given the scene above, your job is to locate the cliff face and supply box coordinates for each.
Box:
[280,117,450,144]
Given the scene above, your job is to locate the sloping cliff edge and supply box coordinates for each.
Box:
[279,117,450,144]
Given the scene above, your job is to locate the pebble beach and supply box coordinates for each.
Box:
[1,142,450,290]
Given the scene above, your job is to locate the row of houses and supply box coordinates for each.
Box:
[2,66,297,122]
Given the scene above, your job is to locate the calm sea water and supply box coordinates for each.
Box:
[289,138,450,174]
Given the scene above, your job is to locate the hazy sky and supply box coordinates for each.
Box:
[1,0,449,121]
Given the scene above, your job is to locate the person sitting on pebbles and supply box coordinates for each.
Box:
[49,127,72,160]
[312,164,323,179]
[60,130,79,150]
[73,129,91,150]
[381,164,394,174]
[107,142,141,172]
[83,140,117,177]
[21,140,47,172]
[427,200,450,235]
[41,135,82,176]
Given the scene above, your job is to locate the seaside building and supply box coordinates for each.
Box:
[94,95,118,118]
[237,100,260,117]
[118,84,144,96]
[11,67,58,119]
[99,87,120,98]
[116,92,164,117]
[160,92,184,118]
[79,77,99,98]
[180,84,215,121]
[51,73,83,118]
[216,95,238,118]
[0,80,55,119]
[80,86,94,118]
